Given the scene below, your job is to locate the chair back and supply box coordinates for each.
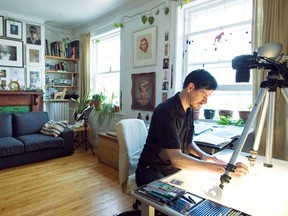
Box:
[115,119,147,194]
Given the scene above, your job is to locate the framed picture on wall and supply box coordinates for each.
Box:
[26,66,41,89]
[26,23,42,45]
[5,19,22,40]
[26,44,41,66]
[131,72,155,111]
[133,26,157,67]
[0,16,4,37]
[0,38,23,67]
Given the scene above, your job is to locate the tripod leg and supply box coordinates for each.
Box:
[249,90,269,166]
[264,91,276,167]
[219,88,268,189]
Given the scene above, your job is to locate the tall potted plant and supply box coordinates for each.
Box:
[70,91,92,120]
[91,91,106,110]
[95,92,118,127]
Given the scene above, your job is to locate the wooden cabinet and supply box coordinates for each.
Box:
[98,133,119,170]
[44,55,79,101]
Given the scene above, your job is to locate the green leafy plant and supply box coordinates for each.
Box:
[70,91,92,119]
[217,115,245,126]
[95,93,118,127]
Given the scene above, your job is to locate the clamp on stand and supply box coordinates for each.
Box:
[74,106,95,155]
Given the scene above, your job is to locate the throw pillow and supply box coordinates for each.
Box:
[40,120,68,137]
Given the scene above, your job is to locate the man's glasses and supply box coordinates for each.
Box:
[30,31,37,34]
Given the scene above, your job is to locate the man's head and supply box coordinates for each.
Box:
[29,26,38,38]
[181,69,218,109]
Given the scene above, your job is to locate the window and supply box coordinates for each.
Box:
[182,0,253,111]
[90,29,120,105]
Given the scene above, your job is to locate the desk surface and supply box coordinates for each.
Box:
[132,150,288,216]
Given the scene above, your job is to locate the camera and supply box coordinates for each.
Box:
[231,42,288,83]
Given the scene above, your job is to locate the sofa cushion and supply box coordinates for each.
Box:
[17,134,64,152]
[0,137,25,157]
[0,114,13,138]
[40,120,68,137]
[13,112,49,137]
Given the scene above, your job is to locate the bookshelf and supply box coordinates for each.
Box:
[44,55,79,101]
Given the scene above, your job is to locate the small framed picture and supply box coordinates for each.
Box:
[5,19,22,40]
[0,16,4,37]
[26,66,41,89]
[26,44,41,66]
[0,38,23,67]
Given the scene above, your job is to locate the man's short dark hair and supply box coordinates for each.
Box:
[183,69,218,90]
[29,25,37,33]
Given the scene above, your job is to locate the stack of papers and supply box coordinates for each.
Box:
[194,125,244,147]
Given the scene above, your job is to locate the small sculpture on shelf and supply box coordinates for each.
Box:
[54,87,67,99]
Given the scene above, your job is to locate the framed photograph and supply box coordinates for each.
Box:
[26,24,41,45]
[0,16,4,37]
[131,72,155,111]
[0,38,23,67]
[26,66,41,89]
[133,26,157,67]
[5,19,22,40]
[26,44,41,66]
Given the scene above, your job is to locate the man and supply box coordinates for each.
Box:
[27,25,41,45]
[136,69,248,187]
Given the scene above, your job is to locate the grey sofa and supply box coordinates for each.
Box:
[0,112,74,169]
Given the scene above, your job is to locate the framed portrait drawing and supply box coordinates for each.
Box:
[133,26,157,67]
[0,16,4,37]
[26,44,41,66]
[0,38,23,67]
[5,19,22,40]
[26,66,41,89]
[131,72,155,111]
[26,24,41,45]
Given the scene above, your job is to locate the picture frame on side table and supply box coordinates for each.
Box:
[0,16,4,37]
[26,66,41,89]
[26,44,41,66]
[133,26,157,67]
[5,19,22,40]
[0,38,23,67]
[131,72,155,111]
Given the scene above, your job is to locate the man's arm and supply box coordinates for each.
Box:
[165,148,249,178]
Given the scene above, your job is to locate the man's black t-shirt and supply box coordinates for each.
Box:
[137,93,194,176]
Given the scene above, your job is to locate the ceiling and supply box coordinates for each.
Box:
[0,0,151,29]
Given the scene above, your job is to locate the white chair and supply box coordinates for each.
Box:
[115,118,147,215]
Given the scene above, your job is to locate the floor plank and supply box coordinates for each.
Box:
[0,148,134,216]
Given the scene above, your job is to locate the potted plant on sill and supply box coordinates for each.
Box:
[91,91,107,110]
[94,92,119,127]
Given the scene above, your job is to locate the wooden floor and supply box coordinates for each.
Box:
[0,148,135,216]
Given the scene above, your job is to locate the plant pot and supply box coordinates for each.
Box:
[204,109,215,119]
[238,111,250,123]
[218,109,234,117]
[90,100,101,110]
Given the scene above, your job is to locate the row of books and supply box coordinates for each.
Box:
[45,39,79,59]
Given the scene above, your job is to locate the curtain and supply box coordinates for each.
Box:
[252,0,288,160]
[79,33,91,99]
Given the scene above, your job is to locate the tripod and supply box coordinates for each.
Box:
[219,69,288,189]
[74,106,95,155]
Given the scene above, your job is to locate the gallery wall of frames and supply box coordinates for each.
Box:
[0,15,44,91]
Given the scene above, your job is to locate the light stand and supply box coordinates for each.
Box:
[74,106,95,155]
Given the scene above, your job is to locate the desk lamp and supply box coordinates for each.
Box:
[207,42,288,199]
